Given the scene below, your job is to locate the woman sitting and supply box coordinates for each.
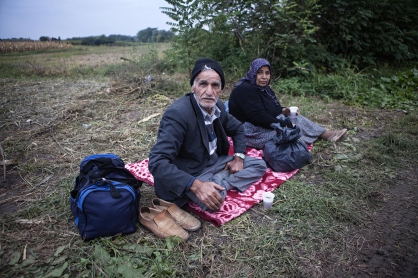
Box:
[228,58,347,149]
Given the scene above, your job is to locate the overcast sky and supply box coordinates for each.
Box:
[0,0,172,40]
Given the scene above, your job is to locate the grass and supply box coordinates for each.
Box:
[0,45,417,277]
[273,67,418,110]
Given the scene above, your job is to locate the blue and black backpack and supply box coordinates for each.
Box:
[70,154,142,241]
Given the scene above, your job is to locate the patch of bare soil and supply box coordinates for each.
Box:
[350,168,418,278]
[309,107,418,277]
[0,173,22,215]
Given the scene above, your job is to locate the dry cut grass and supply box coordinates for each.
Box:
[0,44,171,77]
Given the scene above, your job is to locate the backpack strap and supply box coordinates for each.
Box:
[101,179,122,199]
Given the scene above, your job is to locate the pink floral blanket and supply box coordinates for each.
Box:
[126,144,311,226]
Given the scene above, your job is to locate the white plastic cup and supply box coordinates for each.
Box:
[289,106,298,117]
[262,192,275,209]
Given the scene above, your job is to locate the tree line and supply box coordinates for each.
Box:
[59,29,174,45]
[0,28,174,45]
[161,0,418,76]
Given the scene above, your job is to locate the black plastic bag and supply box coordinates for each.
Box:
[263,124,312,172]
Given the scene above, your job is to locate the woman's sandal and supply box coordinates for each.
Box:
[330,129,347,142]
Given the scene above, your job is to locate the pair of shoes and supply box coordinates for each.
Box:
[331,128,347,142]
[139,198,202,241]
[151,198,201,231]
[139,207,189,241]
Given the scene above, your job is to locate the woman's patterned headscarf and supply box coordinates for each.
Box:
[234,58,279,105]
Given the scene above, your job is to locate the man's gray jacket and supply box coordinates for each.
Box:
[148,92,246,203]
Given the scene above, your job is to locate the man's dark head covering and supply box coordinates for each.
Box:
[190,58,225,89]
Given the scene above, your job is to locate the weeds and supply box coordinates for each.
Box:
[273,67,418,110]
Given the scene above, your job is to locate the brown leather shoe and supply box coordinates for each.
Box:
[139,207,189,241]
[151,198,201,232]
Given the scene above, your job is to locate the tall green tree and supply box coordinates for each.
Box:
[189,0,320,75]
[161,0,321,76]
[161,0,217,73]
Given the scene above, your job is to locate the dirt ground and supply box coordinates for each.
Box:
[282,106,418,277]
[0,78,417,277]
[348,167,418,278]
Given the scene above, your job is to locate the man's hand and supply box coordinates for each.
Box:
[224,156,243,174]
[189,179,225,211]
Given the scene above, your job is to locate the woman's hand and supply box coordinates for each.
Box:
[282,107,290,116]
[282,107,299,116]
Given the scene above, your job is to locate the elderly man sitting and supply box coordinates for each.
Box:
[149,58,266,211]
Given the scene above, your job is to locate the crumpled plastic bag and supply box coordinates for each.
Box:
[263,124,312,172]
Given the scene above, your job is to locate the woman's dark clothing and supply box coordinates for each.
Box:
[229,67,325,149]
[229,80,284,129]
